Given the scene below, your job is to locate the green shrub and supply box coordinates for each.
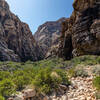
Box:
[93,76,100,90]
[55,69,71,85]
[0,95,5,100]
[0,71,11,81]
[32,67,70,94]
[67,68,75,78]
[68,67,88,78]
[0,79,15,98]
[70,55,100,66]
[13,71,31,90]
[74,68,88,77]
[92,66,100,76]
[96,57,100,64]
[95,92,100,99]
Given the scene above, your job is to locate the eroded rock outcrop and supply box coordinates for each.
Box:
[0,0,43,62]
[34,18,66,56]
[57,0,100,59]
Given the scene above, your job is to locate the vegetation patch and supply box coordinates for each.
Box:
[0,55,100,99]
[32,67,70,94]
[0,58,70,99]
[93,76,100,90]
[0,95,5,100]
[0,79,15,99]
[95,92,100,99]
[68,66,88,78]
[92,65,100,76]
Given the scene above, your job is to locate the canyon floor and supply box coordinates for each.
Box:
[51,65,98,100]
[1,55,99,100]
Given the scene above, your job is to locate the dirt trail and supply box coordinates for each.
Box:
[67,66,97,100]
[67,76,96,100]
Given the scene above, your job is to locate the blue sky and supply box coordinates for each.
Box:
[6,0,73,33]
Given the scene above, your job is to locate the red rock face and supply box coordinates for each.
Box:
[0,0,43,62]
[58,0,100,59]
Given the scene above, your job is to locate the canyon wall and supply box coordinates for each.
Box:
[57,0,100,59]
[0,0,43,62]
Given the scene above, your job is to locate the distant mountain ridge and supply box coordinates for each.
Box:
[34,18,66,56]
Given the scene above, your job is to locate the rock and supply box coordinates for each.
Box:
[8,98,13,100]
[59,84,68,91]
[0,0,43,62]
[61,95,68,100]
[53,0,100,59]
[34,18,66,57]
[22,89,36,99]
[67,69,96,100]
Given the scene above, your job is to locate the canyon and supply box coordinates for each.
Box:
[0,0,100,100]
[0,0,100,62]
[0,0,43,62]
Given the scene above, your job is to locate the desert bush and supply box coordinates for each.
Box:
[68,67,88,78]
[54,69,70,85]
[0,79,15,98]
[0,71,11,81]
[74,68,88,77]
[32,67,70,94]
[70,55,100,66]
[95,92,100,99]
[12,70,32,90]
[93,76,100,90]
[92,66,100,76]
[0,95,5,100]
[67,68,75,78]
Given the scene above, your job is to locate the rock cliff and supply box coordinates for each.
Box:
[34,18,66,56]
[0,0,43,62]
[57,0,100,59]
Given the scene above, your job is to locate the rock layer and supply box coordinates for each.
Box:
[0,0,43,62]
[58,0,100,59]
[34,18,66,56]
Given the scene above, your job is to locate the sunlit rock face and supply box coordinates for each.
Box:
[0,0,43,62]
[57,0,100,59]
[34,18,66,56]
